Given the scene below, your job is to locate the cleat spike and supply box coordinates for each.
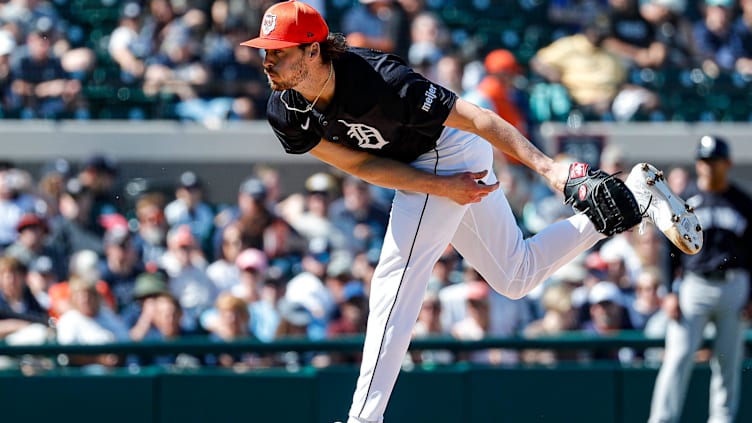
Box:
[626,163,703,255]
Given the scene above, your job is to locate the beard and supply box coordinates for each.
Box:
[266,56,308,91]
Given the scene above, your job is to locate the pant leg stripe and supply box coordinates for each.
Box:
[357,149,439,419]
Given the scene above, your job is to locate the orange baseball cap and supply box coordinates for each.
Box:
[484,49,521,74]
[240,1,329,50]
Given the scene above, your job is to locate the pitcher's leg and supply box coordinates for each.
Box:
[451,187,604,299]
[348,191,466,423]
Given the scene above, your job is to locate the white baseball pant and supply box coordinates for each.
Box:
[346,127,604,423]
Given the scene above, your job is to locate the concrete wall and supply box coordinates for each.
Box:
[2,120,751,203]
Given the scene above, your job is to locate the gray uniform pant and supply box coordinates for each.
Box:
[648,270,749,423]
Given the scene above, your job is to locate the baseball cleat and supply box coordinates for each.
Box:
[625,163,703,255]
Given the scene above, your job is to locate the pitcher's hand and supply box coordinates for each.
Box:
[435,170,500,205]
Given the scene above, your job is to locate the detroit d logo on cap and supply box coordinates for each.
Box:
[262,14,277,35]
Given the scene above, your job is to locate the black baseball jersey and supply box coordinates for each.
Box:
[680,183,752,274]
[266,47,457,163]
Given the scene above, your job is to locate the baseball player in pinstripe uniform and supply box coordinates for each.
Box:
[240,2,701,421]
[648,135,752,423]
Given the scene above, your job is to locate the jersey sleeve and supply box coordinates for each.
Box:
[266,93,322,155]
[398,73,457,134]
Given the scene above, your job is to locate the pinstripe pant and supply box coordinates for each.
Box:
[649,270,750,423]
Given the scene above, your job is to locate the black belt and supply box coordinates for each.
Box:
[697,270,728,280]
[691,269,743,281]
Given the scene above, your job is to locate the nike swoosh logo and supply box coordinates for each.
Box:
[301,117,310,130]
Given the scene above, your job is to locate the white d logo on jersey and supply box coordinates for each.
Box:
[262,14,277,35]
[338,120,390,150]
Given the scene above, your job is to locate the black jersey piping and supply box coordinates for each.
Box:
[358,147,440,419]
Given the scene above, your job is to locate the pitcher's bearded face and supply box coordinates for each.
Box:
[263,48,308,91]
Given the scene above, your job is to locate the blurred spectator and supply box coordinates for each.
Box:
[9,28,88,119]
[326,281,368,363]
[581,280,635,362]
[2,0,95,75]
[407,12,447,71]
[602,0,665,70]
[327,281,368,337]
[427,245,462,293]
[126,271,172,340]
[48,249,117,320]
[77,153,121,220]
[25,255,57,310]
[197,6,267,122]
[283,238,336,339]
[598,144,628,179]
[4,213,55,270]
[437,265,471,333]
[213,176,267,255]
[451,280,505,365]
[98,226,144,315]
[56,275,130,367]
[328,175,389,255]
[279,171,347,251]
[693,0,738,77]
[142,17,210,119]
[0,30,15,115]
[206,221,246,292]
[254,165,284,208]
[342,0,411,58]
[273,297,330,368]
[131,192,169,267]
[129,289,202,368]
[733,0,752,76]
[0,163,46,250]
[639,0,699,69]
[599,222,671,290]
[530,14,659,121]
[160,224,215,332]
[202,248,279,342]
[409,291,453,366]
[432,54,464,97]
[204,293,262,369]
[0,256,48,341]
[46,178,104,272]
[164,171,215,258]
[214,176,306,274]
[351,249,378,295]
[521,155,575,235]
[35,157,73,219]
[476,49,529,137]
[548,0,610,34]
[522,282,580,365]
[108,1,148,84]
[667,165,691,195]
[626,266,665,330]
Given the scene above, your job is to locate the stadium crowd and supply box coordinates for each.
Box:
[0,0,752,122]
[0,0,750,372]
[0,143,699,371]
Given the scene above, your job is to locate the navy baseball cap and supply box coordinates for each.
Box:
[696,135,730,160]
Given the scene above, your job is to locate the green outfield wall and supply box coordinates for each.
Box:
[1,362,750,423]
